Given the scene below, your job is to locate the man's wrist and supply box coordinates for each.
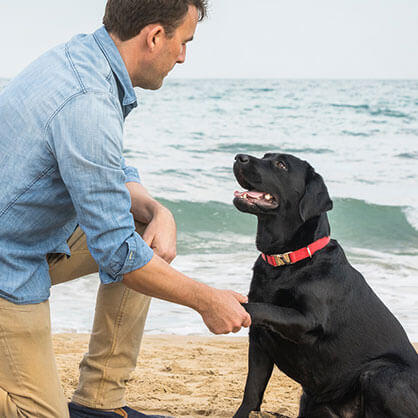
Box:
[190,281,214,314]
[132,196,162,223]
[146,199,164,218]
[126,182,165,223]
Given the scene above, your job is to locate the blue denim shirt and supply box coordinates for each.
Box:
[0,27,154,304]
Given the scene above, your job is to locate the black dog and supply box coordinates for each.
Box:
[232,153,418,418]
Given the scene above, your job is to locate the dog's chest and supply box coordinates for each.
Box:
[248,268,299,307]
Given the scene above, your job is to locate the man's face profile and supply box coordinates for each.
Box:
[134,5,199,90]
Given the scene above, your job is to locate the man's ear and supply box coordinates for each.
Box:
[298,167,333,223]
[145,24,164,51]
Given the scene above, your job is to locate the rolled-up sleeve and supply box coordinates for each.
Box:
[46,92,153,283]
[121,156,141,184]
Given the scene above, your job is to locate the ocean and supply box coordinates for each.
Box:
[1,78,417,340]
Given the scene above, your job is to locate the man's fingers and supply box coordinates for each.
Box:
[242,313,252,328]
[142,235,174,263]
[142,225,176,263]
[161,249,176,264]
[141,229,153,247]
[153,247,176,264]
[230,291,248,304]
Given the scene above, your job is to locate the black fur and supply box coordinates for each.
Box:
[232,153,418,418]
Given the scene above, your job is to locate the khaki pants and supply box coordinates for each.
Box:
[0,223,151,417]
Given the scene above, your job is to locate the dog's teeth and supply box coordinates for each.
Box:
[265,194,272,200]
[243,193,248,199]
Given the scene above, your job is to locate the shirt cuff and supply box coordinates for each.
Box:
[123,165,141,184]
[99,231,154,284]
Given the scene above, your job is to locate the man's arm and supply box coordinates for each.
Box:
[126,181,176,263]
[124,182,252,334]
[123,254,251,335]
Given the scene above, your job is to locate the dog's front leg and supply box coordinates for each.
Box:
[243,303,324,344]
[234,336,274,418]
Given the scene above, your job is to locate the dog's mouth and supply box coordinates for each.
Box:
[234,189,279,210]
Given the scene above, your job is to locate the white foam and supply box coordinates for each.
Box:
[405,206,418,232]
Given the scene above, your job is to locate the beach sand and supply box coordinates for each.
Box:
[54,334,417,418]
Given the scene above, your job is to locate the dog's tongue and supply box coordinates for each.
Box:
[234,190,264,198]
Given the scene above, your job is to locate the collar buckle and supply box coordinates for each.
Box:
[273,251,292,266]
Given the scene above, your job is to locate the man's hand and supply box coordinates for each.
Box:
[198,288,251,334]
[126,182,177,264]
[142,205,177,264]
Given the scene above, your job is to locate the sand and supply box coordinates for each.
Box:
[54,334,417,418]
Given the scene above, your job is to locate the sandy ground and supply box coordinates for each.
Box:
[54,334,417,418]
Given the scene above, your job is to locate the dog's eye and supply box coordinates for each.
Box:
[274,161,287,171]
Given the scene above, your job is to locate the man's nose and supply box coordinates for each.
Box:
[177,45,186,64]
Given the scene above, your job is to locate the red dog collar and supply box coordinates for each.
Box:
[261,236,331,267]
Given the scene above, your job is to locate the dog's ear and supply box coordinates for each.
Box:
[298,167,333,223]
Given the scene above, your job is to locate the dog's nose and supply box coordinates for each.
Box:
[235,154,250,164]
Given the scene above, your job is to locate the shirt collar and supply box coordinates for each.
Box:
[93,26,137,108]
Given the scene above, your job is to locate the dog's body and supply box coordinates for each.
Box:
[232,153,418,418]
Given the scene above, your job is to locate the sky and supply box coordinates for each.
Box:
[0,0,417,79]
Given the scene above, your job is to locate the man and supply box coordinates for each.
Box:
[0,1,251,417]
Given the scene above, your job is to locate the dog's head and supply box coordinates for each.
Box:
[233,153,333,251]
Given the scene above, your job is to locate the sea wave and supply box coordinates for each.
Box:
[396,152,418,160]
[330,199,418,251]
[330,103,412,119]
[157,197,418,255]
[405,207,418,233]
[245,87,275,93]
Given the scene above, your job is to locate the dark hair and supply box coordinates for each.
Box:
[103,0,208,41]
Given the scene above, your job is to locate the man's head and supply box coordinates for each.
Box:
[104,0,207,89]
